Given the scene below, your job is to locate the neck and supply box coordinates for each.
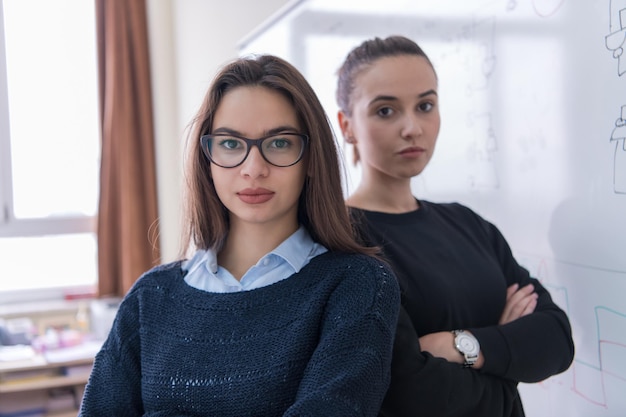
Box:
[218,220,299,280]
[347,177,418,214]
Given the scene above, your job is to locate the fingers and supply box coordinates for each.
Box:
[505,283,519,301]
[521,295,537,316]
[499,283,537,325]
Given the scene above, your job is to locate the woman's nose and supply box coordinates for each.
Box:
[240,146,270,178]
[400,114,423,139]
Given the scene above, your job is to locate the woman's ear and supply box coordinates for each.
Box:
[337,111,355,144]
[338,110,360,166]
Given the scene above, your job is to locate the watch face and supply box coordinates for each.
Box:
[456,333,479,355]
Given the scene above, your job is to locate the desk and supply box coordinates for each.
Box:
[0,356,93,417]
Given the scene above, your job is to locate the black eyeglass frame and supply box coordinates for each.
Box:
[200,133,309,168]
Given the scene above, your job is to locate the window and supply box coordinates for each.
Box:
[0,0,100,303]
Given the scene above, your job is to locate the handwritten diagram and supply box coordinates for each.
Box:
[518,256,626,415]
[606,3,626,196]
[570,306,626,410]
[610,105,626,194]
[606,0,626,76]
[465,111,499,189]
[436,13,500,191]
[532,0,565,18]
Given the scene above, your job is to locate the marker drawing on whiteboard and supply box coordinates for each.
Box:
[605,0,626,76]
[610,105,626,194]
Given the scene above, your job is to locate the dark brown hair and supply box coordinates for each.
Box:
[336,35,436,116]
[181,54,375,256]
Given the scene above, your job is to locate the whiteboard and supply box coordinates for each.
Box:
[240,1,626,416]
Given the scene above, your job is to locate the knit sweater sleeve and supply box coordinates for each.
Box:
[284,257,400,417]
[466,211,575,382]
[79,284,144,416]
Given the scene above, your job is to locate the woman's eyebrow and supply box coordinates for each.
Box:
[369,89,437,106]
[265,125,300,135]
[211,127,240,135]
[418,89,437,98]
[369,95,397,106]
[211,125,300,137]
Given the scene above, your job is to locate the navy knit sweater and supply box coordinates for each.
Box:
[79,251,400,417]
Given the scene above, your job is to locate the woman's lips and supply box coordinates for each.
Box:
[237,188,275,204]
[398,146,425,157]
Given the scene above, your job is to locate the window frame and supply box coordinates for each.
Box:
[0,0,12,231]
[0,0,99,302]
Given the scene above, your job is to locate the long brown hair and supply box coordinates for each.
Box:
[181,54,376,257]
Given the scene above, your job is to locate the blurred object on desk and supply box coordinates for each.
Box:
[43,340,102,363]
[0,345,36,362]
[89,297,120,340]
[0,345,47,371]
[0,318,35,346]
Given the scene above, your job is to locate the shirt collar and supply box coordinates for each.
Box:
[184,225,317,276]
[270,225,316,273]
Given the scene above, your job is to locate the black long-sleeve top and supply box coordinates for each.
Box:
[350,200,574,417]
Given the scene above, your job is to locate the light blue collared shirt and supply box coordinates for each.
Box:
[182,226,328,293]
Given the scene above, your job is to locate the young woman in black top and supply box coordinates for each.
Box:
[336,35,574,417]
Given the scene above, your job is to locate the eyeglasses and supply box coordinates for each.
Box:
[200,133,309,168]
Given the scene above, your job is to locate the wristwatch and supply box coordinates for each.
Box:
[452,330,480,367]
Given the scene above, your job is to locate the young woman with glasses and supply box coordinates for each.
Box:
[79,54,400,416]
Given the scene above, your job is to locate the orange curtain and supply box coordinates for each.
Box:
[96,0,160,297]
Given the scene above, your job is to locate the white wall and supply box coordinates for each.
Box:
[146,0,292,261]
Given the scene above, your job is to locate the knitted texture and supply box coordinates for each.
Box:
[79,251,400,417]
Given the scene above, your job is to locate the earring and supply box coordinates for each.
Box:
[346,136,355,144]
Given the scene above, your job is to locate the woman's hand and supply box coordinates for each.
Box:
[418,283,537,370]
[419,331,484,369]
[499,283,537,325]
